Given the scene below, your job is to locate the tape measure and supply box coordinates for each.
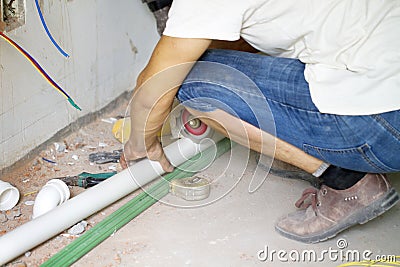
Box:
[169,176,211,201]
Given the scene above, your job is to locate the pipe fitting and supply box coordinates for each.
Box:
[0,180,20,211]
[0,135,224,264]
[32,179,70,219]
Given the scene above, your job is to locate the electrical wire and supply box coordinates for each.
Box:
[0,31,81,110]
[34,0,70,58]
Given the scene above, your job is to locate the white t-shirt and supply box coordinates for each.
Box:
[164,0,400,115]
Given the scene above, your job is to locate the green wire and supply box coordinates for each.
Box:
[42,138,232,267]
[67,98,82,111]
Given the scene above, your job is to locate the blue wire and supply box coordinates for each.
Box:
[35,0,70,58]
[42,157,57,164]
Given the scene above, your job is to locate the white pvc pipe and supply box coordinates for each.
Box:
[0,180,20,211]
[32,179,70,219]
[0,135,222,265]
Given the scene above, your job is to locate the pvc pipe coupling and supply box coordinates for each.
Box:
[32,179,70,219]
[0,180,20,211]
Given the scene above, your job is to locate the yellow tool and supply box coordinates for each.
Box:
[112,117,131,144]
[111,117,171,143]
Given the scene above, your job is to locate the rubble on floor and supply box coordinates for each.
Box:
[0,102,141,266]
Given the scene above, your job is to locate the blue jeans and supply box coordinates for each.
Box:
[177,49,400,173]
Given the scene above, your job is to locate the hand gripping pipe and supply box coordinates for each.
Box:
[44,138,231,266]
[0,133,223,265]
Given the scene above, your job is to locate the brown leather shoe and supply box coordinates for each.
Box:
[275,173,399,243]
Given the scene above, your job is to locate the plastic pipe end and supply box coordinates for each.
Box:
[0,180,20,211]
[32,179,70,219]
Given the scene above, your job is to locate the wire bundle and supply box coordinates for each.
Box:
[0,32,81,110]
[0,1,80,110]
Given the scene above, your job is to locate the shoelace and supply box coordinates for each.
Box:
[295,188,319,212]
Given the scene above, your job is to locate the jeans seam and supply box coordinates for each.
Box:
[372,114,400,141]
[356,144,388,172]
[303,143,393,172]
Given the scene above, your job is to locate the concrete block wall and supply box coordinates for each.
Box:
[0,0,159,170]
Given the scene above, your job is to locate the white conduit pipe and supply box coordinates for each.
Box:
[0,135,222,265]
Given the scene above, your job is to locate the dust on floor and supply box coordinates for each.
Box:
[0,101,139,266]
[1,100,400,267]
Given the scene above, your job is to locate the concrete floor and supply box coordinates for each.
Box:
[75,144,400,267]
[2,103,399,267]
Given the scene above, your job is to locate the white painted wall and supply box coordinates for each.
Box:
[0,0,159,169]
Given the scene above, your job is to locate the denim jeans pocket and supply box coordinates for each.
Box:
[303,143,399,173]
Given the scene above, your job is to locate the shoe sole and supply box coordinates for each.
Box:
[275,188,400,243]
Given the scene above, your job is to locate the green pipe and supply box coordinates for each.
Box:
[42,138,232,266]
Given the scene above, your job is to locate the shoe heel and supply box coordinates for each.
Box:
[381,188,400,210]
[359,188,399,225]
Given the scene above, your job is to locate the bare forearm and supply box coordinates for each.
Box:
[124,36,211,163]
[129,81,178,148]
